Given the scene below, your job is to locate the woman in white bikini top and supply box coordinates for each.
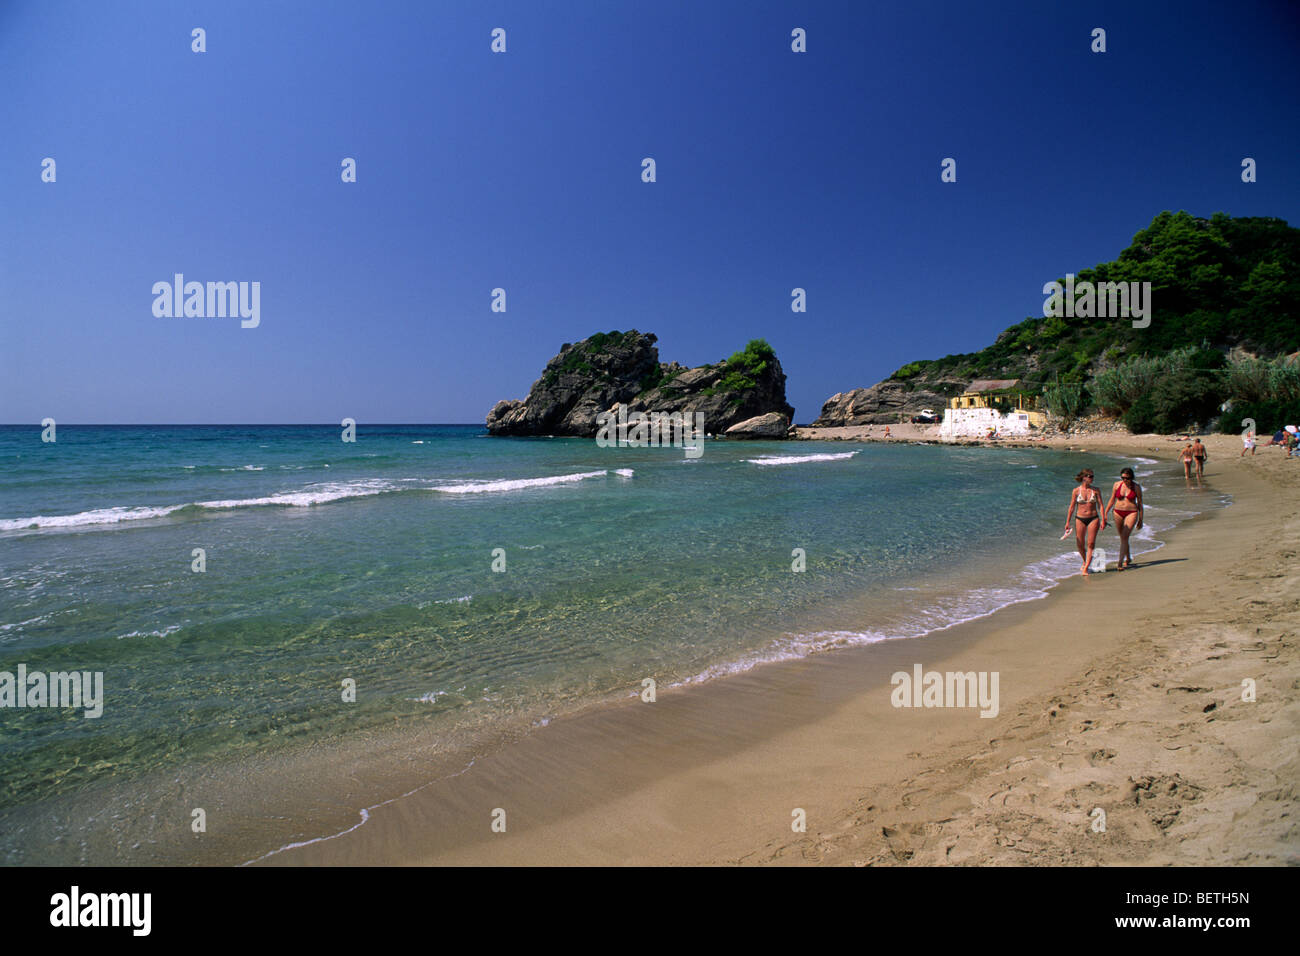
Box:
[1064,468,1105,575]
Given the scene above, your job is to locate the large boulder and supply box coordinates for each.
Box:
[724,412,791,439]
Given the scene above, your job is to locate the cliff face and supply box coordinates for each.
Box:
[486,330,794,437]
[811,379,959,426]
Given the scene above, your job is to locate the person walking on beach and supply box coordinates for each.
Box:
[1064,468,1106,576]
[1104,466,1144,570]
[1241,429,1256,457]
[1192,438,1207,478]
[1180,442,1195,477]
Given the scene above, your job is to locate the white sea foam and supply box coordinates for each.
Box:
[115,625,183,640]
[433,470,616,494]
[241,756,478,866]
[0,614,53,633]
[410,690,449,703]
[747,451,859,466]
[0,505,182,531]
[1,469,631,533]
[195,479,397,510]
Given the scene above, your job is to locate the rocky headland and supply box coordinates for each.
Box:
[486,331,795,438]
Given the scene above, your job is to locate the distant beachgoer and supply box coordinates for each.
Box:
[1192,438,1207,477]
[884,425,891,439]
[1105,466,1144,570]
[1064,468,1105,576]
[1180,442,1195,477]
[1240,430,1256,457]
[1286,429,1298,458]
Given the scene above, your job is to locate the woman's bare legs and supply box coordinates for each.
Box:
[1076,518,1100,575]
[1116,512,1138,567]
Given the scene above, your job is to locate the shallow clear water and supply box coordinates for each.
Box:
[0,424,1225,856]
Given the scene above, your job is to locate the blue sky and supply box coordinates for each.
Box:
[3,0,1298,424]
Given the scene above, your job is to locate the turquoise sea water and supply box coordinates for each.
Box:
[0,424,1225,862]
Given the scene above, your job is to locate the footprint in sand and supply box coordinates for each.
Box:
[1130,774,1205,831]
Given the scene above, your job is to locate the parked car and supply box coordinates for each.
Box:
[910,409,940,424]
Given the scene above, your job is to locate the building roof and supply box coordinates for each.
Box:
[964,379,1021,394]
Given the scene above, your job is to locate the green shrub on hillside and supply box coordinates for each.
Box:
[1042,380,1086,419]
[1092,346,1226,432]
[1218,356,1300,432]
[891,361,929,380]
[716,339,776,392]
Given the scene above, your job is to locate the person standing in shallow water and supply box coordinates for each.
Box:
[1105,466,1144,570]
[1064,468,1106,576]
[1192,438,1207,478]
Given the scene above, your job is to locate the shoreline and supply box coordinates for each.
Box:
[255,433,1296,866]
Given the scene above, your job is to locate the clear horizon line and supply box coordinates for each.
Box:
[0,422,488,427]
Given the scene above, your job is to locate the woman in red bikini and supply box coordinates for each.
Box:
[1063,468,1106,575]
[1104,466,1144,569]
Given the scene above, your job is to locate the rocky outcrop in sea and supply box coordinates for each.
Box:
[486,330,794,438]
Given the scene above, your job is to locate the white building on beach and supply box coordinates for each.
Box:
[939,379,1048,439]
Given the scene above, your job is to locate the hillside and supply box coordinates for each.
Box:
[814,212,1300,431]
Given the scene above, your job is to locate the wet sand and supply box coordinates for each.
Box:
[262,434,1298,865]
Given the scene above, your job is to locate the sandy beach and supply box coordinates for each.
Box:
[258,432,1298,866]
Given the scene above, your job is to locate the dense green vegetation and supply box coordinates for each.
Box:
[891,212,1300,431]
[1216,357,1300,434]
[716,339,776,392]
